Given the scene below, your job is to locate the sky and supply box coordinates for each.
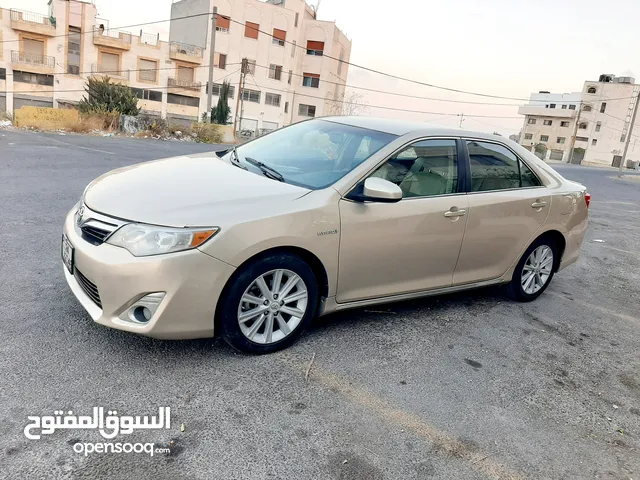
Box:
[3,0,640,136]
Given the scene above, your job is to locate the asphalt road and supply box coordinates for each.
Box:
[0,130,638,480]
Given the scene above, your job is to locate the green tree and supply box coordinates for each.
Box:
[78,76,139,115]
[210,80,231,125]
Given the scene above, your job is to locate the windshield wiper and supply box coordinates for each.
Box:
[244,157,285,182]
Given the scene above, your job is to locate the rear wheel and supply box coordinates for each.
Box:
[507,237,558,302]
[219,253,319,354]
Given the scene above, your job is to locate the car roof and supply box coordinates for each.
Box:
[320,115,500,140]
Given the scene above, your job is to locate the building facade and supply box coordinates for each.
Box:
[518,74,640,167]
[0,0,351,132]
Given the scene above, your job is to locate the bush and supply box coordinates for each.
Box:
[191,122,223,144]
[0,110,11,122]
[78,76,139,115]
[61,110,120,133]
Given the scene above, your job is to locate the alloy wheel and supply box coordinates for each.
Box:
[237,269,308,344]
[521,245,554,295]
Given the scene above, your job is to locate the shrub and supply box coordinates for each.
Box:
[78,76,139,115]
[191,122,223,144]
[0,110,11,122]
[211,80,232,125]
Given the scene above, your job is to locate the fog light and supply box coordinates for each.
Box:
[119,292,165,324]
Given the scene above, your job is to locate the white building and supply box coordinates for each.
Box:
[518,74,640,167]
[0,0,351,133]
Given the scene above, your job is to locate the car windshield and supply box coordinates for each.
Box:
[229,119,397,189]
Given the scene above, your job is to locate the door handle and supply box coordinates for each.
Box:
[531,200,548,208]
[444,208,467,218]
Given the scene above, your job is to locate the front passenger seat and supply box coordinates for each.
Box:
[399,157,448,197]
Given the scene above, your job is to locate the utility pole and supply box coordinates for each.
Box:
[567,101,583,164]
[233,58,247,136]
[458,113,464,128]
[206,6,218,118]
[620,89,640,173]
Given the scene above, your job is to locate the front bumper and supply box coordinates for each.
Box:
[62,207,236,339]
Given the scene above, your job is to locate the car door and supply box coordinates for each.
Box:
[337,138,469,303]
[452,139,551,285]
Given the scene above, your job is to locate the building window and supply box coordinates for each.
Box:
[288,70,292,85]
[568,104,576,110]
[299,104,316,117]
[549,103,556,109]
[245,59,256,75]
[242,88,261,103]
[131,87,162,102]
[302,73,320,88]
[295,12,299,27]
[540,135,549,142]
[524,133,533,140]
[592,139,597,146]
[139,58,158,82]
[0,68,6,80]
[557,137,566,144]
[576,136,589,142]
[595,121,601,132]
[284,101,289,113]
[587,86,597,94]
[207,82,235,98]
[177,65,194,82]
[291,40,296,58]
[244,21,259,39]
[561,104,567,109]
[621,134,626,142]
[167,93,199,107]
[216,15,230,33]
[23,38,45,56]
[543,120,552,126]
[338,49,345,76]
[583,104,592,112]
[578,122,588,129]
[12,70,53,86]
[214,53,227,70]
[272,28,286,46]
[268,64,282,81]
[67,26,81,75]
[265,92,281,107]
[306,40,324,56]
[527,118,536,125]
[560,121,570,127]
[600,102,607,113]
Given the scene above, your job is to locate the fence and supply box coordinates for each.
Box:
[91,64,131,80]
[10,9,53,26]
[11,51,55,68]
[93,27,132,44]
[169,42,204,58]
[168,78,202,91]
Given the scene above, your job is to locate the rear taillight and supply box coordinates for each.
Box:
[584,192,591,208]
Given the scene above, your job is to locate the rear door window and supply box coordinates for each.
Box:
[466,140,540,191]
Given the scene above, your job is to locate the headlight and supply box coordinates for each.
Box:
[106,224,219,257]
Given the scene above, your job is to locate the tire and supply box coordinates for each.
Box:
[506,236,559,302]
[218,252,319,354]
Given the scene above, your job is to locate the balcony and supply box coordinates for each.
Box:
[11,51,55,74]
[10,9,56,36]
[518,105,577,118]
[91,64,130,81]
[169,42,204,64]
[93,28,132,50]
[168,77,202,97]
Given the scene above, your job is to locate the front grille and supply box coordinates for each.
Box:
[81,225,111,245]
[74,268,102,308]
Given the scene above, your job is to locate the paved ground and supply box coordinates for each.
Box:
[0,130,638,480]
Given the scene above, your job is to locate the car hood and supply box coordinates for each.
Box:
[84,154,310,227]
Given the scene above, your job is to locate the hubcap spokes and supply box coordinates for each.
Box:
[238,269,308,344]
[521,246,553,295]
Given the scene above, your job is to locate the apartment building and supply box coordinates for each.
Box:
[518,74,640,167]
[0,0,351,132]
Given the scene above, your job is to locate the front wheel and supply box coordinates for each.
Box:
[218,253,319,354]
[507,237,558,302]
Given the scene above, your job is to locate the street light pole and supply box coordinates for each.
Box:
[206,7,218,118]
[619,89,640,173]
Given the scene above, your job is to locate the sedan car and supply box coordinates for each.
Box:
[62,117,589,353]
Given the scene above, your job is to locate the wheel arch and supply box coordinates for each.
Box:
[213,246,330,336]
[534,229,567,270]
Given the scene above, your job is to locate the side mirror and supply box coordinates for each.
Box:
[349,177,402,203]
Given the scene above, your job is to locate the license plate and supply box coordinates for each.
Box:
[61,234,74,273]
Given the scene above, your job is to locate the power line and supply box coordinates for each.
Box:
[3,63,241,78]
[0,11,212,44]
